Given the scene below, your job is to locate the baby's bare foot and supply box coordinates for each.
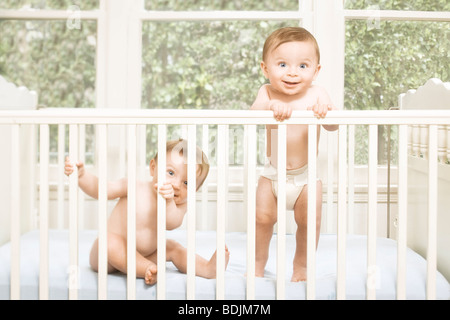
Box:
[291,266,307,282]
[144,263,157,285]
[205,246,230,279]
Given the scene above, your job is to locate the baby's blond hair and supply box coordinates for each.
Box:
[262,27,320,64]
[153,138,210,190]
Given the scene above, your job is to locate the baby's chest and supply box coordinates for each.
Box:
[287,96,317,110]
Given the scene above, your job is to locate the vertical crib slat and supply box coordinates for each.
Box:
[187,125,197,300]
[245,125,257,300]
[348,125,355,234]
[57,124,65,229]
[337,125,347,300]
[78,125,86,230]
[276,124,286,300]
[97,124,108,300]
[39,124,50,300]
[68,124,79,300]
[397,125,408,300]
[157,125,167,300]
[10,125,20,300]
[427,125,438,300]
[367,125,378,300]
[326,133,334,233]
[201,125,209,230]
[127,125,137,300]
[216,124,228,300]
[306,124,317,300]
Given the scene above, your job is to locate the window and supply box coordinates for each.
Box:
[1,0,449,173]
[344,0,450,164]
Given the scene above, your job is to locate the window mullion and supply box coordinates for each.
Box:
[140,10,302,21]
[344,9,450,22]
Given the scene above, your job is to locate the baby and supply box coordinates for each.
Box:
[251,27,339,281]
[65,138,229,285]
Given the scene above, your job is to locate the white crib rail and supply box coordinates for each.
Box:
[2,108,450,300]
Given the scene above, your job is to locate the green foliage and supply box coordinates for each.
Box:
[0,0,97,108]
[0,0,98,10]
[145,0,297,11]
[344,0,450,11]
[141,20,292,110]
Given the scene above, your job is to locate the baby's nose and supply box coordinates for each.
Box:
[171,178,182,190]
[287,67,298,76]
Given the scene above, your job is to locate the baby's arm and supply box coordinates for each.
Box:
[251,84,292,121]
[64,157,127,199]
[154,182,185,230]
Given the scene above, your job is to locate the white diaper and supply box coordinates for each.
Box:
[260,163,308,210]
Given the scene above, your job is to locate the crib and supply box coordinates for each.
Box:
[0,75,449,300]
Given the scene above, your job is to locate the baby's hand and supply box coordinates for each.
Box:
[269,100,292,122]
[154,182,174,199]
[307,98,335,119]
[64,156,85,177]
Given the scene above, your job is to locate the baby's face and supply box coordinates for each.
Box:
[164,153,189,205]
[152,153,202,205]
[261,41,320,96]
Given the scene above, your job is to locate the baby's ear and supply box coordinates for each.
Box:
[260,61,269,78]
[149,159,156,176]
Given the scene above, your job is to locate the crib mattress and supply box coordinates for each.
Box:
[0,229,449,300]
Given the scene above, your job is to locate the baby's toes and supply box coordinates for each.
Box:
[145,264,158,285]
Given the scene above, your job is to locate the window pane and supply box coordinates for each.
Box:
[145,0,298,11]
[142,21,293,110]
[344,0,450,11]
[345,20,450,164]
[0,0,99,10]
[0,20,97,108]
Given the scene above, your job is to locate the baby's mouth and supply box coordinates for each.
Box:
[283,80,299,86]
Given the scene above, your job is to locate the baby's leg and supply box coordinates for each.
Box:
[292,181,322,282]
[89,232,158,285]
[166,239,230,279]
[255,177,278,277]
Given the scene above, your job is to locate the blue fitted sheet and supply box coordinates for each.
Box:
[0,229,449,300]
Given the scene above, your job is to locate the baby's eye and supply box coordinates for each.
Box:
[279,62,286,68]
[167,170,174,176]
[184,181,188,186]
[299,64,307,69]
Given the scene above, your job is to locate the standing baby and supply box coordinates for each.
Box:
[251,27,339,281]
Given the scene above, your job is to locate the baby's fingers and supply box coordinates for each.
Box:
[154,183,175,199]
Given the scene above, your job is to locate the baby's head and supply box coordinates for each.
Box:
[262,27,320,65]
[152,138,210,191]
